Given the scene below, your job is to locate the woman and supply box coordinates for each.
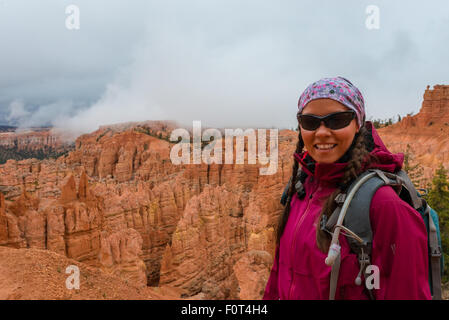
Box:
[263,76,431,300]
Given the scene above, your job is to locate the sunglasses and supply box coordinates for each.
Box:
[297,111,356,131]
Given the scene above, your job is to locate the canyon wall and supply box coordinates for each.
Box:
[378,84,449,186]
[0,128,74,164]
[0,120,296,299]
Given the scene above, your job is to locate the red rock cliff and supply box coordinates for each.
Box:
[378,84,449,186]
[0,120,295,299]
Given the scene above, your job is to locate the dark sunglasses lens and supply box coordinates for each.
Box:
[326,112,355,129]
[299,115,321,130]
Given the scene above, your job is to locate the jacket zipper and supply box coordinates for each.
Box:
[288,180,321,299]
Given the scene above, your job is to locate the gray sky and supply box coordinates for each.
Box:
[1,0,448,135]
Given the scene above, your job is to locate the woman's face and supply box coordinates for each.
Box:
[300,98,359,164]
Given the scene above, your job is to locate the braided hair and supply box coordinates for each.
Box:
[275,129,305,246]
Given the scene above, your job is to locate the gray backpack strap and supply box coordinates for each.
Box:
[327,170,390,300]
[425,203,443,300]
[320,194,346,235]
[329,253,341,300]
[343,170,389,300]
[396,170,423,210]
[343,170,387,252]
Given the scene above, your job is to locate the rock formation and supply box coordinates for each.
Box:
[0,193,7,245]
[99,228,147,287]
[0,129,62,150]
[0,128,73,164]
[0,120,295,299]
[378,85,449,186]
[2,97,446,300]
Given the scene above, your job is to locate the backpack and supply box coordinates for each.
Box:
[281,168,443,300]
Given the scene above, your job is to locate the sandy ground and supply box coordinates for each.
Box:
[0,246,181,300]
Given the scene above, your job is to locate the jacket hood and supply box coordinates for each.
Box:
[294,121,404,184]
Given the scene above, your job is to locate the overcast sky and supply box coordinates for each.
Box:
[0,0,448,135]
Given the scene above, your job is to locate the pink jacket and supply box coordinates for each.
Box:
[263,122,431,300]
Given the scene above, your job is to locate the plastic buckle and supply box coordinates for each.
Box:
[358,253,370,265]
[431,246,442,258]
[295,180,306,199]
[395,175,404,186]
[320,216,333,235]
[320,215,328,231]
[334,193,346,205]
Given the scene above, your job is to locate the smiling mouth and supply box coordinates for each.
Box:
[314,144,337,150]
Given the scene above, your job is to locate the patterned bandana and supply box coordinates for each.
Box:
[297,76,366,128]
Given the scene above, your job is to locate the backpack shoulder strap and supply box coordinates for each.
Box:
[324,170,390,251]
[328,169,399,300]
[423,200,443,300]
[327,170,387,299]
[343,170,387,252]
[396,170,424,210]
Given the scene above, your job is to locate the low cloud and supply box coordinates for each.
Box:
[2,1,449,139]
[6,100,30,123]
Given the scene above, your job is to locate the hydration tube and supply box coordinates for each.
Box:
[325,171,377,266]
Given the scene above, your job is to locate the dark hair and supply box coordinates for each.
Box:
[275,125,375,252]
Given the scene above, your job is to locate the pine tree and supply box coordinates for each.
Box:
[387,118,393,126]
[425,163,449,282]
[426,163,449,213]
[403,144,424,188]
[373,119,382,129]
